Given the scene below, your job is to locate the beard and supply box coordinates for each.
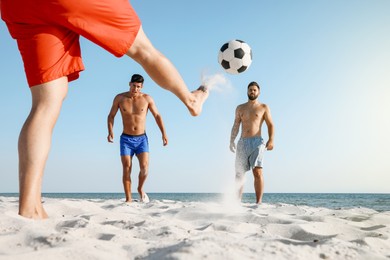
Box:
[248,93,258,100]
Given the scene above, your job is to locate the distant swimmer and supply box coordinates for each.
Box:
[107,74,168,203]
[230,81,275,204]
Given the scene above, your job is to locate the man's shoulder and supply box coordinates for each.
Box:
[115,92,128,98]
[237,103,246,109]
[235,103,247,114]
[140,92,151,97]
[112,92,127,103]
[260,103,270,110]
[141,93,154,102]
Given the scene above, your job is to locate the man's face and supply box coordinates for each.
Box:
[129,82,143,94]
[247,86,260,100]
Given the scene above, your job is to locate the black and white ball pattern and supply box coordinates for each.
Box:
[218,39,252,74]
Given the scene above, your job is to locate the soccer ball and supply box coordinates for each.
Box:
[218,39,252,74]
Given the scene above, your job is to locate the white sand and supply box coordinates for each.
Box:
[0,196,389,260]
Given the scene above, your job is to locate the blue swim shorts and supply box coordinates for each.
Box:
[235,136,266,177]
[120,133,149,157]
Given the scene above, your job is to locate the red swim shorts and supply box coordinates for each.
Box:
[1,0,141,87]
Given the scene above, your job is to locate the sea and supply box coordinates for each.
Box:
[1,193,389,212]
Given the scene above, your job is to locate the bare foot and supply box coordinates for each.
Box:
[19,203,48,220]
[140,193,150,203]
[40,205,48,219]
[188,86,209,116]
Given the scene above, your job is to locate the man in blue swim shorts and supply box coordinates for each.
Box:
[108,74,168,203]
[230,81,275,204]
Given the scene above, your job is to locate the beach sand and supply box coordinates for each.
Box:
[0,196,389,259]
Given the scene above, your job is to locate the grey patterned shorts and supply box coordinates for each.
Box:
[235,136,266,177]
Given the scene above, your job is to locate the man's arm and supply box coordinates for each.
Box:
[230,106,241,153]
[107,95,120,143]
[148,96,168,146]
[264,105,274,150]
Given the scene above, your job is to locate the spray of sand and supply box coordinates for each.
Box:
[214,173,247,214]
[200,71,232,93]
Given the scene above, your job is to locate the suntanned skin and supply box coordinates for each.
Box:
[126,28,208,117]
[16,25,207,219]
[107,81,168,203]
[230,85,275,204]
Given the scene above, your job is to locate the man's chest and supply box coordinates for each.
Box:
[120,99,148,115]
[241,108,264,122]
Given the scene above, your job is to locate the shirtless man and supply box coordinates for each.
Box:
[1,0,207,218]
[230,81,275,204]
[107,74,168,203]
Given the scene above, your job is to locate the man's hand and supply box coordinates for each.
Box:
[266,140,274,151]
[230,142,236,153]
[107,133,114,143]
[162,135,168,146]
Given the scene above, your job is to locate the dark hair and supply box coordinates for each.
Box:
[247,81,260,90]
[130,74,144,83]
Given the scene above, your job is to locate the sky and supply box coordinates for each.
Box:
[1,0,389,194]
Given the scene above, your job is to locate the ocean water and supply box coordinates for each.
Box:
[1,193,389,212]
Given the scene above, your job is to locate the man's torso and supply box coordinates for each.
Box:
[238,102,267,138]
[118,92,150,135]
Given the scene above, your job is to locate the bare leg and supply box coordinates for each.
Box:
[126,26,208,116]
[253,167,264,204]
[235,174,245,202]
[136,152,149,200]
[121,156,132,202]
[18,77,68,219]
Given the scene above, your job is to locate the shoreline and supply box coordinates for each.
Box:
[2,192,389,212]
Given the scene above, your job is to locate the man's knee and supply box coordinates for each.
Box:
[253,167,263,178]
[126,26,152,60]
[139,166,148,176]
[122,161,131,169]
[138,158,149,174]
[121,155,132,166]
[122,174,131,181]
[235,172,245,184]
[235,171,244,179]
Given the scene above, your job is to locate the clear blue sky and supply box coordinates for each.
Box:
[1,1,389,193]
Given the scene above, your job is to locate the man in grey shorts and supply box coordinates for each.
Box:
[230,81,275,204]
